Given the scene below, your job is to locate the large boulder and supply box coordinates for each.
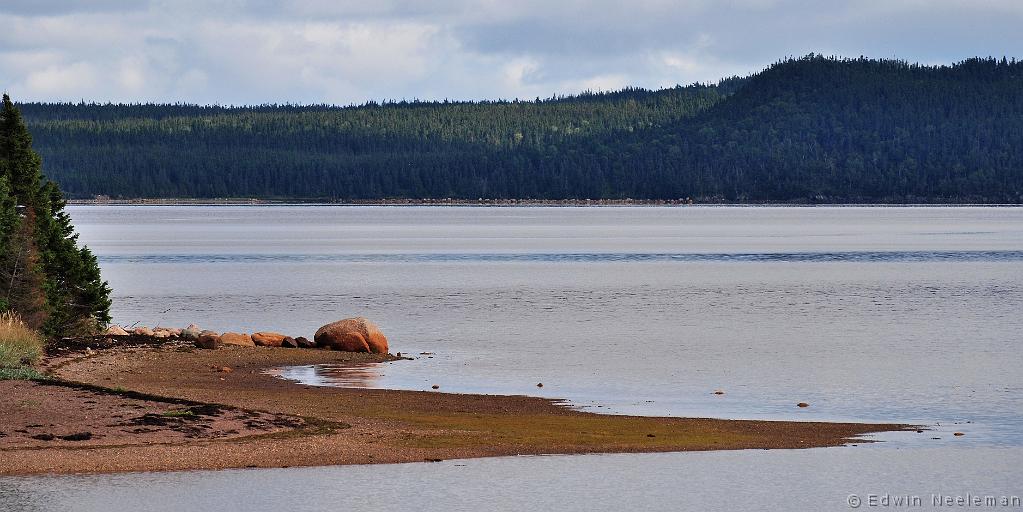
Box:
[220,332,254,347]
[251,331,287,347]
[333,332,371,352]
[314,317,388,354]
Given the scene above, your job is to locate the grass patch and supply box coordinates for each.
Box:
[160,409,196,418]
[0,312,45,380]
[0,366,45,380]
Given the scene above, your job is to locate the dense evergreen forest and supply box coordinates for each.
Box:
[17,56,1023,202]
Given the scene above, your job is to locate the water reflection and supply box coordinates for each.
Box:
[270,363,386,388]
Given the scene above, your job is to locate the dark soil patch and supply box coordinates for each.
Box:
[59,432,93,441]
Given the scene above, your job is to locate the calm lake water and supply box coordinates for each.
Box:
[4,205,1022,511]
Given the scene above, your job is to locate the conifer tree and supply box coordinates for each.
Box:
[0,173,18,311]
[37,181,111,334]
[0,93,110,337]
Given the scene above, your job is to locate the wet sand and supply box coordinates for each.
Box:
[1,343,912,475]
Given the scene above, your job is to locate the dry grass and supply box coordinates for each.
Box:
[0,311,45,371]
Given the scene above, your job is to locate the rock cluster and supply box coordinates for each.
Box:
[101,317,390,354]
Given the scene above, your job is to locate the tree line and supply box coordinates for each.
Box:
[16,55,1023,203]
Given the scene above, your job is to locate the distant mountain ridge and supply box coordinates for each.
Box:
[17,55,1023,203]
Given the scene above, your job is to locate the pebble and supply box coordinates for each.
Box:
[797,402,810,408]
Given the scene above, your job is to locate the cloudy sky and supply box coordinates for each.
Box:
[1,0,1021,105]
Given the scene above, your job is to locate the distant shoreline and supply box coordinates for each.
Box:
[66,198,1022,207]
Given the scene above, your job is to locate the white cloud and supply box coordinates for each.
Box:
[22,61,100,97]
[0,1,1020,104]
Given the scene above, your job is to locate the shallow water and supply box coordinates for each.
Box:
[3,205,1019,511]
[3,448,1021,511]
[72,205,1023,444]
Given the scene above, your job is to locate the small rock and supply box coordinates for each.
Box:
[294,336,315,349]
[797,402,810,408]
[219,367,233,373]
[713,390,725,395]
[953,432,965,437]
[537,383,544,388]
[133,326,154,337]
[152,330,172,339]
[103,325,129,336]
[180,326,200,341]
[646,433,656,438]
[220,332,254,347]
[195,331,222,349]
[281,336,299,348]
[251,331,288,347]
[431,385,439,390]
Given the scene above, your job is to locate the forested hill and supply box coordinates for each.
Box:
[18,56,1023,202]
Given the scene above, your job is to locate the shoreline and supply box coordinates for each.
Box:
[65,198,1023,207]
[1,343,914,475]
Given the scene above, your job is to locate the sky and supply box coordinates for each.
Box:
[1,0,1021,105]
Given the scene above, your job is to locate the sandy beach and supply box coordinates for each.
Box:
[0,342,912,475]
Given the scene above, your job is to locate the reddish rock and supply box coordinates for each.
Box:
[104,325,129,336]
[281,336,299,348]
[314,317,388,354]
[251,331,287,347]
[294,336,315,349]
[333,332,371,352]
[133,326,154,337]
[220,332,254,347]
[195,331,222,349]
